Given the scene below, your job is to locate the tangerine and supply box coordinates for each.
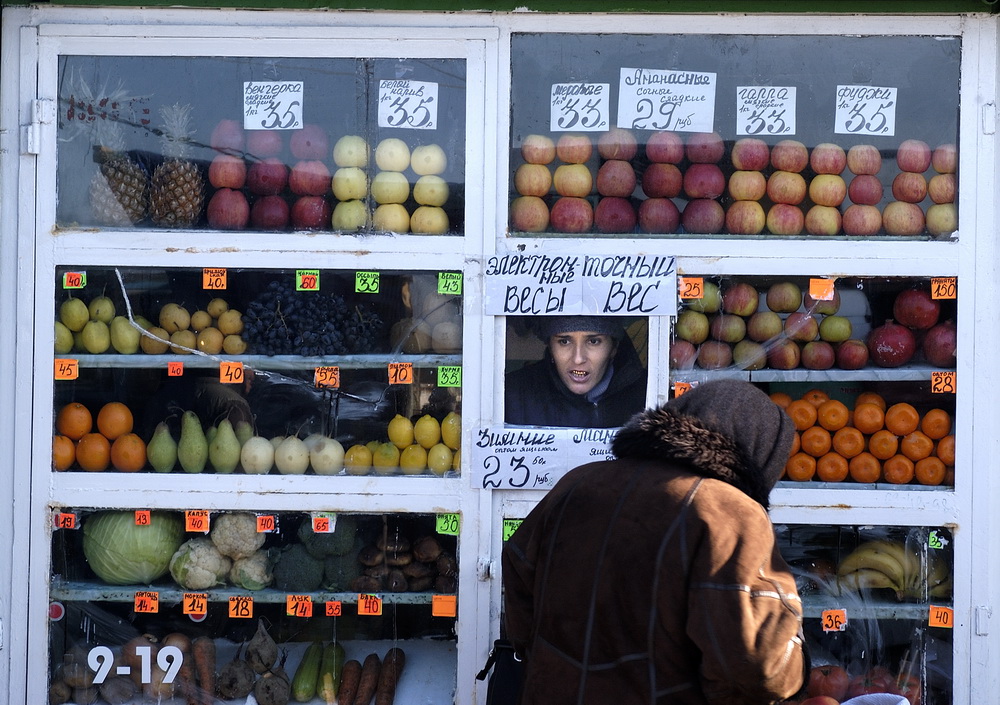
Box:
[110,432,147,472]
[56,402,93,440]
[883,454,915,484]
[96,402,134,441]
[936,435,956,466]
[868,429,900,460]
[817,399,850,431]
[53,435,75,471]
[802,389,831,408]
[915,456,947,486]
[832,426,865,458]
[789,431,801,457]
[76,433,111,472]
[852,403,885,434]
[816,452,850,482]
[769,392,793,409]
[785,452,817,481]
[800,426,832,458]
[848,452,882,483]
[920,408,952,440]
[785,400,818,431]
[900,430,934,461]
[855,391,887,410]
[884,402,920,436]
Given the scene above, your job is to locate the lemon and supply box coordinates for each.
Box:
[399,444,428,475]
[452,447,461,472]
[441,411,461,450]
[387,414,414,449]
[414,414,441,450]
[344,444,373,475]
[427,443,453,476]
[372,442,400,475]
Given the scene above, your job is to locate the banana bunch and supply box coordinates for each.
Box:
[837,539,952,601]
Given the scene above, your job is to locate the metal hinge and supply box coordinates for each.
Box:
[24,98,56,155]
[976,605,991,636]
[982,101,996,136]
[0,616,4,650]
[477,557,494,581]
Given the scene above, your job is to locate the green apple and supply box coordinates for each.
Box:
[332,200,370,231]
[370,171,410,205]
[331,167,368,201]
[413,175,449,207]
[410,144,447,176]
[333,134,369,168]
[373,203,411,233]
[410,206,449,234]
[375,137,410,172]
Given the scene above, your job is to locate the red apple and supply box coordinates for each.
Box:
[848,174,884,205]
[847,668,897,698]
[767,339,801,370]
[514,163,553,197]
[897,139,932,173]
[210,119,245,153]
[290,124,329,161]
[801,697,840,705]
[785,312,819,342]
[597,127,638,161]
[847,144,882,175]
[733,340,767,370]
[208,154,247,189]
[638,198,680,234]
[596,160,637,198]
[510,195,550,232]
[770,139,809,172]
[675,310,710,344]
[206,188,249,230]
[747,311,783,342]
[896,672,922,705]
[803,288,841,315]
[521,134,556,165]
[923,320,957,367]
[766,171,807,205]
[725,200,766,235]
[727,170,767,201]
[246,129,284,158]
[836,338,870,369]
[809,174,847,207]
[696,340,733,369]
[927,173,956,204]
[730,138,770,171]
[685,132,725,163]
[709,313,747,343]
[867,319,917,367]
[645,131,685,164]
[549,196,594,233]
[290,195,331,230]
[556,134,593,164]
[669,339,698,369]
[801,340,835,370]
[641,163,683,198]
[553,163,593,197]
[246,158,289,196]
[805,205,842,236]
[249,194,290,230]
[809,143,848,175]
[288,160,332,197]
[894,288,940,330]
[766,204,805,236]
[594,197,637,234]
[892,172,928,203]
[932,142,957,174]
[766,282,802,313]
[842,204,883,236]
[882,201,925,236]
[722,281,759,317]
[683,163,726,199]
[681,199,724,234]
[926,203,957,236]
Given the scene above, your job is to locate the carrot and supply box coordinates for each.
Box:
[353,652,382,705]
[163,633,198,705]
[191,636,217,705]
[374,648,405,705]
[338,659,362,705]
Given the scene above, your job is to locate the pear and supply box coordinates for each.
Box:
[81,320,111,353]
[54,322,74,354]
[133,315,154,331]
[206,297,229,318]
[110,316,141,354]
[147,422,178,473]
[270,435,286,451]
[177,411,208,473]
[59,296,90,332]
[235,420,254,447]
[190,310,212,332]
[73,329,86,352]
[209,419,241,474]
[88,295,116,324]
[159,303,191,334]
[140,326,171,355]
[205,425,218,446]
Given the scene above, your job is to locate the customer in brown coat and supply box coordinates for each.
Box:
[502,378,808,705]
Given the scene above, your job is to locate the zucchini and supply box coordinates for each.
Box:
[291,641,324,703]
[319,642,347,705]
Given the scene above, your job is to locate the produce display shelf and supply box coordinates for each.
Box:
[801,596,951,621]
[775,481,950,491]
[671,363,949,385]
[65,353,464,371]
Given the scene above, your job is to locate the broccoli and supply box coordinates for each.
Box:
[297,514,358,559]
[169,538,232,590]
[229,549,276,591]
[211,512,266,561]
[272,543,324,592]
[323,537,364,591]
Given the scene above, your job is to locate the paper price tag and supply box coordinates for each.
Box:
[928,530,948,550]
[436,513,460,536]
[617,68,716,132]
[54,512,77,530]
[286,595,313,618]
[388,362,413,385]
[325,601,343,617]
[550,82,610,132]
[809,278,836,301]
[314,366,340,389]
[219,361,244,384]
[355,271,380,294]
[229,595,254,619]
[54,359,78,381]
[185,510,210,533]
[678,277,704,300]
[735,86,796,136]
[167,362,184,377]
[243,81,303,131]
[502,519,523,543]
[357,593,383,616]
[674,382,692,397]
[931,371,956,394]
[312,513,335,534]
[378,79,439,130]
[821,609,848,632]
[62,272,87,289]
[134,591,159,614]
[834,85,898,136]
[183,593,208,615]
[438,272,463,295]
[134,510,151,526]
[432,594,457,617]
[437,366,461,388]
[256,514,276,533]
[931,277,957,300]
[928,604,954,628]
[202,268,227,290]
[296,269,320,292]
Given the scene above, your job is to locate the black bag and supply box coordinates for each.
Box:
[476,639,525,705]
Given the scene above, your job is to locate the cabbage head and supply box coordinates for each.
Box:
[83,511,185,584]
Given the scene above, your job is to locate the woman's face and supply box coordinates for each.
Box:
[549,331,618,396]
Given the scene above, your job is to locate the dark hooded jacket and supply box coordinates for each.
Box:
[501,379,807,705]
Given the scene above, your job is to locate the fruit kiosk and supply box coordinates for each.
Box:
[0,6,997,705]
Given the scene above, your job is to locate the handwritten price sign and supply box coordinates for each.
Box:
[931,277,957,300]
[678,277,704,300]
[54,512,77,530]
[929,604,954,628]
[62,272,87,289]
[325,601,342,617]
[183,593,208,615]
[436,513,460,536]
[202,268,227,290]
[617,67,717,132]
[388,362,413,385]
[54,359,78,381]
[550,83,609,132]
[355,271,380,294]
[358,593,383,616]
[167,362,184,377]
[134,510,151,526]
[256,514,276,533]
[243,81,303,131]
[432,594,457,617]
[314,366,340,389]
[438,272,463,295]
[296,270,320,292]
[931,371,956,394]
[736,86,796,136]
[502,519,523,542]
[229,595,253,619]
[134,591,159,614]
[834,85,897,136]
[378,80,438,130]
[219,361,244,384]
[821,609,848,632]
[286,595,313,618]
[437,366,462,388]
[185,510,210,533]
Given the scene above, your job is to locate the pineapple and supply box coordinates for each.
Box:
[149,103,205,228]
[89,119,149,226]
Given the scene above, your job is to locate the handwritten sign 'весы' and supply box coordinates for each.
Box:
[483,254,676,317]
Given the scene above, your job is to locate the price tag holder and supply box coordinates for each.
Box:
[185,510,210,533]
[134,510,151,526]
[314,366,340,389]
[243,81,303,131]
[929,604,954,628]
[54,359,79,381]
[183,593,208,616]
[437,366,462,388]
[388,362,413,385]
[436,513,460,536]
[735,86,796,136]
[220,361,244,384]
[229,595,254,619]
[834,85,898,136]
[202,268,227,290]
[809,278,836,301]
[438,272,463,295]
[286,595,313,618]
[167,362,184,377]
[357,593,383,616]
[821,609,848,632]
[502,519,523,543]
[355,271,380,294]
[296,269,320,292]
[678,277,704,300]
[312,512,335,534]
[378,79,439,129]
[134,591,159,614]
[62,272,87,289]
[432,594,457,618]
[931,277,957,300]
[256,514,276,533]
[54,512,77,530]
[931,371,956,394]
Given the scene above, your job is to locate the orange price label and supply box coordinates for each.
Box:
[229,595,254,619]
[185,510,210,533]
[325,601,343,617]
[928,604,954,628]
[930,371,956,394]
[183,592,208,615]
[314,366,340,389]
[821,609,848,632]
[931,277,957,300]
[167,361,184,377]
[432,594,457,618]
[312,515,333,533]
[62,271,87,289]
[134,510,151,526]
[809,278,836,301]
[286,595,313,618]
[134,591,159,614]
[388,362,413,385]
[358,593,383,616]
[674,382,692,397]
[54,512,77,530]
[679,277,704,300]
[220,361,244,384]
[54,359,79,381]
[202,268,227,290]
[256,514,276,533]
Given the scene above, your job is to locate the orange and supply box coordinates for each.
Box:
[110,432,147,472]
[785,400,818,431]
[915,456,947,486]
[832,426,865,459]
[900,431,934,462]
[800,426,832,458]
[920,408,952,440]
[769,392,793,409]
[852,403,885,434]
[96,402,134,441]
[848,452,882,483]
[868,429,900,460]
[785,452,817,481]
[943,467,956,486]
[883,454,915,484]
[936,435,956,466]
[802,389,831,408]
[817,399,849,431]
[53,435,75,471]
[56,402,93,441]
[816,452,849,482]
[884,403,920,436]
[76,433,111,472]
[789,431,801,458]
[855,391,887,410]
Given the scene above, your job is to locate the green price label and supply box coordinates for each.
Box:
[438,272,463,295]
[355,271,380,293]
[436,513,460,536]
[502,519,523,543]
[928,530,945,550]
[62,271,87,289]
[438,366,462,387]
[296,270,320,291]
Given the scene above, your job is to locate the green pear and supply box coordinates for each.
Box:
[110,316,141,354]
[133,315,154,331]
[235,420,254,447]
[209,419,241,474]
[59,297,90,332]
[54,322,74,354]
[80,320,111,354]
[177,411,208,473]
[88,295,116,324]
[205,425,218,446]
[147,422,178,473]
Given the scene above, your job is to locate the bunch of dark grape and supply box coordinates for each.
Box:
[243,280,384,356]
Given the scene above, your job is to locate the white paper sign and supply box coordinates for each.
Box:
[472,427,616,490]
[243,81,304,130]
[550,83,610,132]
[834,85,897,136]
[735,86,796,136]
[617,67,716,133]
[378,80,439,129]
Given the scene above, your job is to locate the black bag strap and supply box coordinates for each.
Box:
[476,639,520,681]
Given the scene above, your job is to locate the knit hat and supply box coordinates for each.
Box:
[537,316,624,340]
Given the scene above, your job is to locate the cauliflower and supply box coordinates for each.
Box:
[169,538,232,590]
[229,549,275,591]
[211,512,265,560]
